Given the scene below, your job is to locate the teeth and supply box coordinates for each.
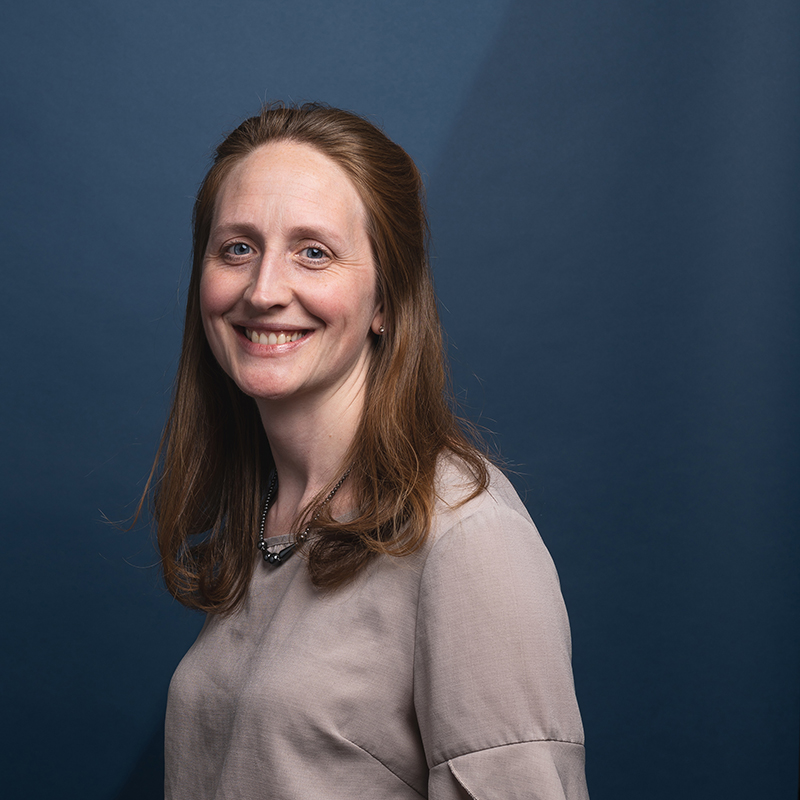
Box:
[246,329,304,344]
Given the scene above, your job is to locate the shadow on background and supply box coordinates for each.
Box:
[114,723,164,800]
[428,0,800,797]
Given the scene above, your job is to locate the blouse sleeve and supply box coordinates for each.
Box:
[413,502,589,800]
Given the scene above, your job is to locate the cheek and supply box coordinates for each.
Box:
[199,269,232,323]
[325,289,379,332]
[342,271,381,323]
[198,271,236,366]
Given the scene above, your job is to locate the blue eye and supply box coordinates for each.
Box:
[304,247,325,259]
[230,242,251,256]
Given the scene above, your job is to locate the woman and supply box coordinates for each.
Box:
[151,103,588,799]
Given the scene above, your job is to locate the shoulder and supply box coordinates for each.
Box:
[436,454,531,515]
[421,454,566,631]
[429,456,546,560]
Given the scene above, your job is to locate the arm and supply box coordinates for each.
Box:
[413,503,589,800]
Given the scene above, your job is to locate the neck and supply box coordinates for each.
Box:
[255,383,365,520]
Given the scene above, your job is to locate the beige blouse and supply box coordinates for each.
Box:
[165,462,589,799]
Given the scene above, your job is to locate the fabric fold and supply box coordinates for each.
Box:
[429,740,588,800]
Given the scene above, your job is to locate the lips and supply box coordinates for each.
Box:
[243,328,307,345]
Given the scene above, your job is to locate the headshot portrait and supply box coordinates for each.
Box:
[2,2,798,799]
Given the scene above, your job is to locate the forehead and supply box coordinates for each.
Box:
[214,140,368,233]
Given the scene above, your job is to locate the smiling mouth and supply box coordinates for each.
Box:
[243,328,307,345]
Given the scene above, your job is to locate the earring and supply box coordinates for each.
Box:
[378,325,385,334]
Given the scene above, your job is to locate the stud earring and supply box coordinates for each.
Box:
[378,325,385,334]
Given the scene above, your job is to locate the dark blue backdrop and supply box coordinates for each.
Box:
[2,2,798,798]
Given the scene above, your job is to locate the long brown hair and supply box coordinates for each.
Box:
[148,103,489,613]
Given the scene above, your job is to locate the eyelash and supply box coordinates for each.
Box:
[225,242,252,258]
[219,242,332,263]
[300,245,330,261]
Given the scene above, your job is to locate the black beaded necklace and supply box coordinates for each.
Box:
[256,468,351,565]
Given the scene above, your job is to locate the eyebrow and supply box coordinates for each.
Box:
[289,225,349,250]
[208,222,262,242]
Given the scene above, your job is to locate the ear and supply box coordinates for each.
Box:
[370,303,384,336]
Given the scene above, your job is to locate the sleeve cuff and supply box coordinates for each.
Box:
[429,740,589,800]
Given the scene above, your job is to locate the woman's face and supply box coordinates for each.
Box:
[200,141,384,409]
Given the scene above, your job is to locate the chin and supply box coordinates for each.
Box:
[234,381,293,402]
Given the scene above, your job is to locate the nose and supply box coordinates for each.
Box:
[244,251,293,310]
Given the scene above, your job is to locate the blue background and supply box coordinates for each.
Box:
[2,1,798,798]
